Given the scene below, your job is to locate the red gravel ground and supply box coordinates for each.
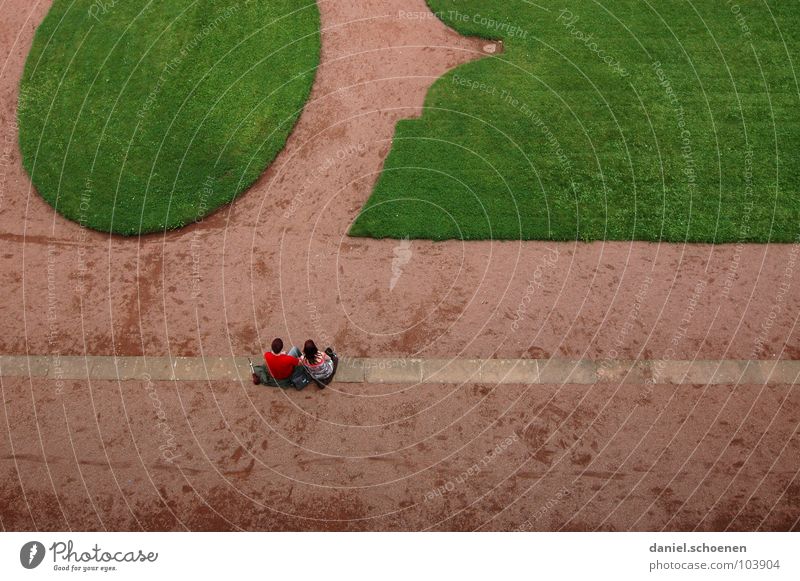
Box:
[1,0,799,531]
[2,377,798,531]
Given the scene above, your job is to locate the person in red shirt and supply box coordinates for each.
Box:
[264,338,301,380]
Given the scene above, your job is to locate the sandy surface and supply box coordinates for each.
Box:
[1,0,799,532]
[0,0,798,363]
[1,377,798,531]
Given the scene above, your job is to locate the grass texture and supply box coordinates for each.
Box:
[351,0,800,242]
[19,0,320,234]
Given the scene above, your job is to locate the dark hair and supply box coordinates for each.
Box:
[271,338,283,354]
[303,340,320,363]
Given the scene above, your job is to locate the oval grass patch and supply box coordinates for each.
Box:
[19,0,320,234]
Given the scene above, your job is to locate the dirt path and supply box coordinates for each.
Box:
[1,0,798,363]
[1,0,799,532]
[2,376,798,531]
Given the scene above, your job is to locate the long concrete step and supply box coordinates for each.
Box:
[1,355,798,385]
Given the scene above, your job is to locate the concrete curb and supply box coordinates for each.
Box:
[1,355,798,385]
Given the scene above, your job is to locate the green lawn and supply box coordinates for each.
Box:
[351,0,800,242]
[19,0,320,235]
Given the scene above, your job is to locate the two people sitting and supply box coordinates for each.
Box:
[254,337,337,388]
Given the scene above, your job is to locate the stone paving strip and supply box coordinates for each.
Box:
[0,355,798,385]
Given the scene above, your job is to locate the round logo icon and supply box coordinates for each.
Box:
[20,541,46,569]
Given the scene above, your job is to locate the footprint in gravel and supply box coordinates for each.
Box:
[521,417,558,466]
[521,402,601,467]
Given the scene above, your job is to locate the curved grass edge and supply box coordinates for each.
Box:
[18,1,322,236]
[350,1,800,243]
